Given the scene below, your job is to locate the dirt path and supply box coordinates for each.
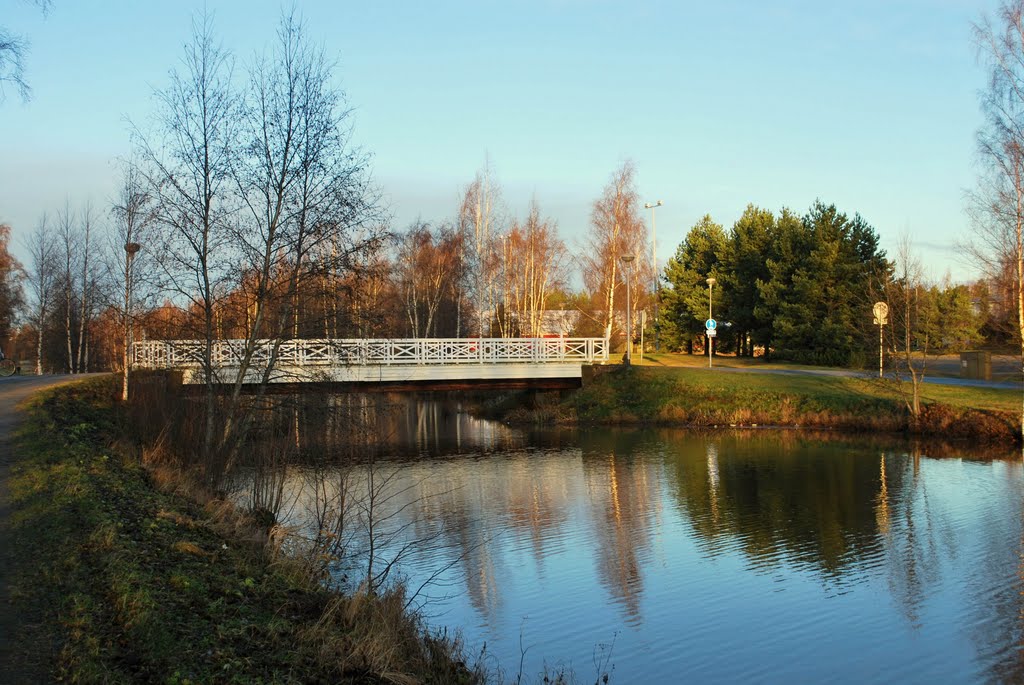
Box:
[0,375,102,684]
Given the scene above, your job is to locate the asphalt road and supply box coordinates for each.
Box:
[0,374,104,684]
[707,364,1023,390]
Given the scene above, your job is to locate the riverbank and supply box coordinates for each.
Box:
[0,375,98,683]
[4,377,484,684]
[494,366,1020,444]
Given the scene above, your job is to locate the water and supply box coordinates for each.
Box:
[258,400,1024,683]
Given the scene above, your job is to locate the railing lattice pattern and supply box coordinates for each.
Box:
[131,337,609,370]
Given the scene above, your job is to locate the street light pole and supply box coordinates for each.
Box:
[621,254,635,366]
[123,242,141,402]
[706,276,716,369]
[644,200,663,353]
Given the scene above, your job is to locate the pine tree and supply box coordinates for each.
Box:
[661,215,728,353]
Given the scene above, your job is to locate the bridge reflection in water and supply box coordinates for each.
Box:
[131,337,609,391]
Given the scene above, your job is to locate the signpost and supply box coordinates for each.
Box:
[872,302,888,378]
[706,318,717,369]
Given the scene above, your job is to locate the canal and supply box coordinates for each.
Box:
[244,398,1024,683]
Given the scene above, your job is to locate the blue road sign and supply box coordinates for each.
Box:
[705,319,717,330]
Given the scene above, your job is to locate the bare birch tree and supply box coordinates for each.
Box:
[971,1,1024,447]
[136,10,379,479]
[213,9,380,475]
[110,163,153,400]
[0,0,51,102]
[55,198,78,372]
[886,236,934,422]
[501,199,567,337]
[23,214,56,374]
[396,221,459,338]
[581,161,650,343]
[458,162,504,336]
[75,200,98,372]
[325,236,395,338]
[133,11,238,465]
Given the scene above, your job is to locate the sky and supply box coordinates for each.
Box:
[0,0,998,283]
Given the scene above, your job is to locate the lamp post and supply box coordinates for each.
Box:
[644,200,663,353]
[123,242,141,402]
[706,276,716,369]
[621,254,635,366]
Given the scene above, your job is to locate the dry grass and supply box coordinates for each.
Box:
[170,540,210,557]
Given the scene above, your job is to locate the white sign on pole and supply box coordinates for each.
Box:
[872,302,888,325]
[872,302,887,378]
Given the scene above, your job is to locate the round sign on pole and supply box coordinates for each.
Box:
[705,318,717,331]
[872,302,887,379]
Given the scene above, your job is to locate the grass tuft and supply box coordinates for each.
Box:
[171,540,210,557]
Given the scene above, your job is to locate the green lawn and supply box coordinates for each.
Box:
[566,364,1019,443]
[616,353,1021,413]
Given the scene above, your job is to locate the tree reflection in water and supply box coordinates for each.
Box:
[667,431,895,578]
[580,432,662,626]
[231,397,1024,682]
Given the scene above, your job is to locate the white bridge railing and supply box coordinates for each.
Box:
[131,337,610,371]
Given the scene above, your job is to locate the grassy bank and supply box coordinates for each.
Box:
[502,366,1020,444]
[6,377,481,684]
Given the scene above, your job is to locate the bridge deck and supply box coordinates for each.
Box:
[132,338,610,386]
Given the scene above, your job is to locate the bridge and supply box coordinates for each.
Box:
[131,337,610,391]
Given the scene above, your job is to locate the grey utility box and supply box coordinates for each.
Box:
[960,351,992,381]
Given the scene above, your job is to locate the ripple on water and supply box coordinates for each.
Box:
[265,419,1024,684]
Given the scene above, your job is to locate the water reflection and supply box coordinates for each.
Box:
[391,449,585,628]
[666,432,899,579]
[875,453,889,536]
[236,398,1024,683]
[246,393,524,460]
[582,450,659,625]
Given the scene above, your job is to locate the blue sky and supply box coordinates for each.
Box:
[0,0,993,282]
